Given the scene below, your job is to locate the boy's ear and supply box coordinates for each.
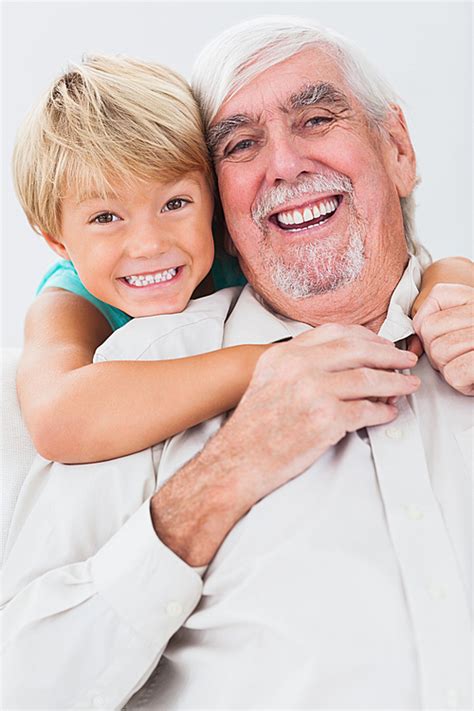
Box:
[40,231,70,260]
[383,105,417,198]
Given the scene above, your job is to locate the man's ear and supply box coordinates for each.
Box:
[383,105,417,198]
[40,231,70,260]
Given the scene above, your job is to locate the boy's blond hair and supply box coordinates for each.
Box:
[13,54,212,237]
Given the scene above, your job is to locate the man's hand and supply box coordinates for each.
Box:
[227,323,419,504]
[152,324,419,566]
[413,283,474,396]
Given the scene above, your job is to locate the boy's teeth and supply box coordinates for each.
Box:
[276,197,339,227]
[124,267,177,287]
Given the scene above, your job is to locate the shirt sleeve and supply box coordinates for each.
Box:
[1,499,203,709]
[37,259,131,331]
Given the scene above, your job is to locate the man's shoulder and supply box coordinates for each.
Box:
[94,287,242,362]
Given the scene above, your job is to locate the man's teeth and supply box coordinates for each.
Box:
[277,197,339,226]
[124,268,177,287]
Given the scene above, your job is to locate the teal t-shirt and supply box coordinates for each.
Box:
[36,260,132,331]
[37,254,246,332]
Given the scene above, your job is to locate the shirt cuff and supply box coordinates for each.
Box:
[91,498,203,649]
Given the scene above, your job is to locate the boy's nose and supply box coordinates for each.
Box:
[125,220,169,259]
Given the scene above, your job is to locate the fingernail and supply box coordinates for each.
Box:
[408,375,421,386]
[406,351,418,361]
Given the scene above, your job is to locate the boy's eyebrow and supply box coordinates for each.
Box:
[76,192,117,205]
[288,82,351,112]
[207,114,255,156]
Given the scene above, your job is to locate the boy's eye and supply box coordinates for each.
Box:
[162,198,189,212]
[92,212,120,224]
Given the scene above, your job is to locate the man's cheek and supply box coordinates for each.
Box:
[219,168,255,209]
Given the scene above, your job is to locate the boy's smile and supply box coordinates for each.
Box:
[46,172,215,317]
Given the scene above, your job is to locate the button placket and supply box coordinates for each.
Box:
[369,397,472,708]
[404,504,424,521]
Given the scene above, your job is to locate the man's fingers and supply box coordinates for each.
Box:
[314,340,418,372]
[328,368,420,400]
[343,399,398,431]
[292,323,393,348]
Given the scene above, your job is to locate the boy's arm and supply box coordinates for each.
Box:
[17,289,268,464]
[411,257,474,395]
[412,256,473,315]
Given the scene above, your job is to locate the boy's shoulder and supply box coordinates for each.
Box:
[94,287,242,363]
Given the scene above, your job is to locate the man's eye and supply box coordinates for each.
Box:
[162,198,189,212]
[227,138,255,156]
[305,116,333,128]
[92,212,120,224]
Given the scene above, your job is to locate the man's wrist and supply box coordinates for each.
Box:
[150,430,251,567]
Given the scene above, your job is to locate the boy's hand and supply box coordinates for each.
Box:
[413,283,474,396]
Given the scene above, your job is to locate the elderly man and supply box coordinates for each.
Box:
[2,17,472,711]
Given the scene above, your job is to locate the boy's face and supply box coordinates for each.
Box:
[49,172,215,317]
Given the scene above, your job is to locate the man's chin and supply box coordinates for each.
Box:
[263,233,366,300]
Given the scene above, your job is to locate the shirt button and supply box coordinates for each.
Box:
[92,695,104,708]
[385,426,403,440]
[166,600,183,617]
[404,504,424,521]
[428,583,447,601]
[446,688,459,708]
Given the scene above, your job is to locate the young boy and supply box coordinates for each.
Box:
[12,54,470,464]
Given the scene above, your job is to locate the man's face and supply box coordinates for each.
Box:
[210,47,416,325]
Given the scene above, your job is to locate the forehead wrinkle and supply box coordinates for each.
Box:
[289,82,351,111]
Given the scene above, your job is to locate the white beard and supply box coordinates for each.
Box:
[263,222,365,299]
[252,171,366,300]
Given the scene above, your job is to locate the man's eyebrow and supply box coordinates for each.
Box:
[288,82,351,111]
[207,114,255,156]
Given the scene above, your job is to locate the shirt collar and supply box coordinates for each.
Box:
[378,255,422,342]
[223,256,422,346]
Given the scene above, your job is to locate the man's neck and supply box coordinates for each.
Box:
[254,257,409,333]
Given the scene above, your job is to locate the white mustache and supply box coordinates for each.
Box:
[251,172,354,228]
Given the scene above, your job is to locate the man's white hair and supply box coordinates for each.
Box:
[192,15,428,261]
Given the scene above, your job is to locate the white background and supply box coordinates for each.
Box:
[2,0,472,346]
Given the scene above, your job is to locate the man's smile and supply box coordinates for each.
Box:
[270,194,342,231]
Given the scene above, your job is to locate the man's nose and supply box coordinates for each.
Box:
[263,132,315,186]
[125,219,170,259]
